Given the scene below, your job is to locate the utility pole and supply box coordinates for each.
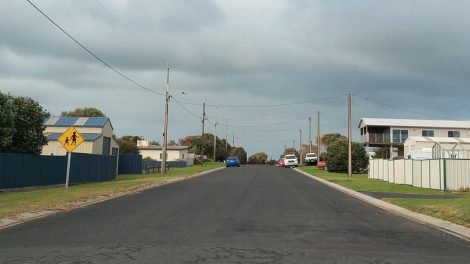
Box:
[232,135,235,147]
[299,129,302,165]
[292,140,295,154]
[225,123,228,150]
[348,94,352,178]
[317,111,321,157]
[309,117,312,153]
[213,122,218,162]
[161,63,170,174]
[200,100,206,165]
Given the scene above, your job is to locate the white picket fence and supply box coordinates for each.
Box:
[368,159,470,191]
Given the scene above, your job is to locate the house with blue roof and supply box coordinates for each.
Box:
[41,116,119,156]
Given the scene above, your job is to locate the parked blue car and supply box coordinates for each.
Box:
[226,156,240,167]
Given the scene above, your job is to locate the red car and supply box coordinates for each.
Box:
[278,159,285,167]
[317,160,326,170]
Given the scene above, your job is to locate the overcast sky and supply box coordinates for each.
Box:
[2,0,470,158]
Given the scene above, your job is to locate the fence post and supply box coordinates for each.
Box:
[443,159,447,191]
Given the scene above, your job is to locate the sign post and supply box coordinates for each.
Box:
[58,126,84,188]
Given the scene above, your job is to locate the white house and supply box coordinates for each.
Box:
[359,118,470,158]
[137,140,194,165]
[41,116,119,156]
[404,136,470,159]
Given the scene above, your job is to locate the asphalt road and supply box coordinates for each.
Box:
[1,165,469,264]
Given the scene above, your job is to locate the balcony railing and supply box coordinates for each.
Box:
[366,133,390,144]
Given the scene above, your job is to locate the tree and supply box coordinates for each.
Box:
[0,92,15,152]
[117,135,142,154]
[179,134,232,161]
[324,139,368,173]
[61,107,106,117]
[230,147,247,164]
[300,144,318,160]
[248,152,268,164]
[149,140,160,146]
[280,148,299,159]
[321,133,347,150]
[7,95,49,154]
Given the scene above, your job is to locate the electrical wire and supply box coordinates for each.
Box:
[171,94,348,108]
[26,0,164,96]
[354,95,449,120]
[172,97,202,119]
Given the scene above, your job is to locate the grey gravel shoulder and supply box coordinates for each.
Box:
[294,168,470,241]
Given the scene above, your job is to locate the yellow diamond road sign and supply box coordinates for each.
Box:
[58,126,84,153]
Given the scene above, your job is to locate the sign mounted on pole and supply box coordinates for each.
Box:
[58,126,84,153]
[58,126,84,188]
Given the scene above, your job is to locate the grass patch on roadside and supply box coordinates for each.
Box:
[0,162,223,219]
[298,166,470,227]
[298,166,441,194]
[384,194,470,228]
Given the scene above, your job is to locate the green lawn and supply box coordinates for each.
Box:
[0,163,223,219]
[298,166,442,194]
[298,166,470,227]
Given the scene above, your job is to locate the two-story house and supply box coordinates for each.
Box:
[359,118,470,157]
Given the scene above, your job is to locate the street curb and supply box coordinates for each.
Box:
[0,166,225,231]
[295,168,470,241]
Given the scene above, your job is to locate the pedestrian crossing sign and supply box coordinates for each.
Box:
[58,126,84,153]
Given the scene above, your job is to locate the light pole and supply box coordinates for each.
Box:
[213,121,218,162]
[162,63,170,174]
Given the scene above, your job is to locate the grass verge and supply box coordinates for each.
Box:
[298,166,470,227]
[0,162,223,219]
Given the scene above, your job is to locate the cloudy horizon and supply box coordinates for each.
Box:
[2,0,470,158]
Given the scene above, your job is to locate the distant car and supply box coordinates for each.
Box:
[226,156,240,167]
[278,158,285,167]
[304,153,318,166]
[317,160,326,170]
[284,154,298,168]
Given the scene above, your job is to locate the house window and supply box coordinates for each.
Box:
[392,129,408,143]
[448,131,460,138]
[182,154,185,159]
[160,153,162,159]
[422,130,434,137]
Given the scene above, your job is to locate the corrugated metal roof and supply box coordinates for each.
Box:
[54,117,79,127]
[45,133,102,142]
[44,116,60,126]
[359,118,470,129]
[83,117,108,127]
[44,117,110,128]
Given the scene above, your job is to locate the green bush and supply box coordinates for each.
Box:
[324,139,368,173]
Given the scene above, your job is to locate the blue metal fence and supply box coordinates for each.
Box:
[0,153,66,189]
[118,154,142,175]
[69,153,117,184]
[0,152,117,189]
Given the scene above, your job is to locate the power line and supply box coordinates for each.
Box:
[94,0,152,50]
[26,0,164,96]
[172,94,348,108]
[354,95,449,120]
[172,97,201,119]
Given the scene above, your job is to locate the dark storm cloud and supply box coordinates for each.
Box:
[1,0,470,157]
